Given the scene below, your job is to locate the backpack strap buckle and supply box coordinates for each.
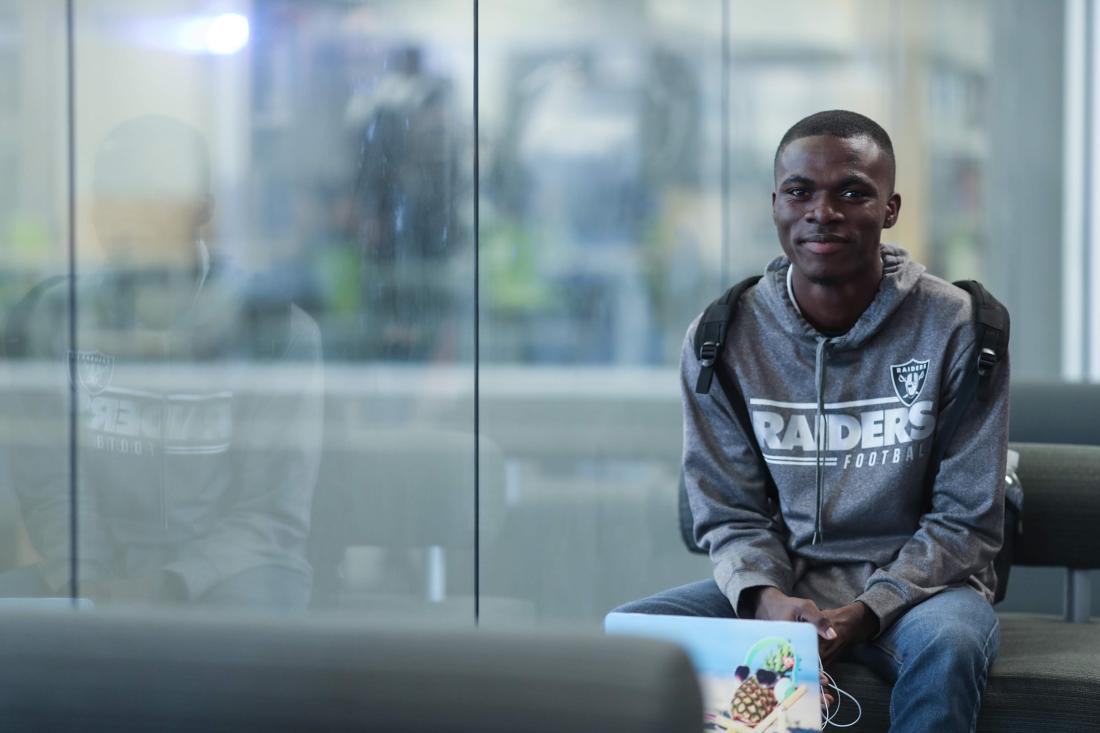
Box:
[699,340,719,367]
[692,275,761,395]
[977,347,997,376]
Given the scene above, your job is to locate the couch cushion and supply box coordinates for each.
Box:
[831,614,1100,733]
[979,614,1100,732]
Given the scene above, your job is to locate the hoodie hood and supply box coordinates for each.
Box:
[759,243,926,350]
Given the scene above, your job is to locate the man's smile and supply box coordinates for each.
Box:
[798,234,849,255]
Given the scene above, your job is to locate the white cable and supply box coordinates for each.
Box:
[820,669,861,728]
[819,668,863,728]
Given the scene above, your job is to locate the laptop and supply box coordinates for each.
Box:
[605,612,822,733]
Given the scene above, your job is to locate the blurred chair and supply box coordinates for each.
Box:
[0,608,702,733]
[1006,381,1100,622]
[309,428,506,616]
[1008,380,1100,445]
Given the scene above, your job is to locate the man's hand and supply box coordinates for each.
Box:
[745,586,838,641]
[745,587,880,667]
[818,601,879,668]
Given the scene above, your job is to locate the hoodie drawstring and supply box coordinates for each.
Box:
[813,336,829,544]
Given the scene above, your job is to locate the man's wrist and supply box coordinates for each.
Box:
[741,585,786,618]
[738,586,764,618]
[851,600,880,639]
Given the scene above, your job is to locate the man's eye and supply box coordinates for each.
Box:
[841,190,868,199]
[786,188,807,197]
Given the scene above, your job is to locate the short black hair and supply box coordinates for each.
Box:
[774,110,895,188]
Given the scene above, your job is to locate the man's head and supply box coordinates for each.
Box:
[92,115,212,270]
[771,110,901,288]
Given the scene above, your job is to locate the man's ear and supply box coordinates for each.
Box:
[883,192,902,229]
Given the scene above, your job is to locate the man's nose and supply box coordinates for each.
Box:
[805,195,842,223]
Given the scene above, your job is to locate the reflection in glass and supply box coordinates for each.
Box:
[6,116,323,608]
[0,0,476,618]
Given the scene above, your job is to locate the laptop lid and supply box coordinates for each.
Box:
[605,612,822,733]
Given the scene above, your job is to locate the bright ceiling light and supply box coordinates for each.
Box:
[205,13,249,55]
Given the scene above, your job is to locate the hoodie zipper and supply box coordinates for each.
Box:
[813,336,830,544]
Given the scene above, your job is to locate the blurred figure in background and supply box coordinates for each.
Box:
[1,115,322,609]
[347,46,468,362]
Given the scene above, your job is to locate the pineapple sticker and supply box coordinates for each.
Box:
[723,639,805,731]
[730,671,777,725]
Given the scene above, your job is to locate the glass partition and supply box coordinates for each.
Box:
[0,0,1090,623]
[1,0,476,619]
[477,0,723,624]
[478,0,1077,625]
[0,1,73,601]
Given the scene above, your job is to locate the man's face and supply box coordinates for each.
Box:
[92,194,208,271]
[771,134,900,286]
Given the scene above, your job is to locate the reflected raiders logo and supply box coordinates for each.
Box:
[69,350,114,396]
[890,358,929,407]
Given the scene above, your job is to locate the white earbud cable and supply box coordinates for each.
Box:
[819,668,862,728]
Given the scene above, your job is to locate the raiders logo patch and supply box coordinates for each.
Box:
[891,358,929,406]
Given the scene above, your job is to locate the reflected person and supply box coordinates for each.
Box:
[2,115,323,608]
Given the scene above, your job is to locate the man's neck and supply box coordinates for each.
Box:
[789,261,883,335]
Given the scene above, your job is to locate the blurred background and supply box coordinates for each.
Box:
[0,0,1092,624]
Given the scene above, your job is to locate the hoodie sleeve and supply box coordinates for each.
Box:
[857,336,1009,633]
[162,305,323,603]
[681,323,794,614]
[3,281,115,594]
[10,389,117,594]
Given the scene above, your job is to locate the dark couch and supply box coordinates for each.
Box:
[0,609,703,732]
[678,382,1100,732]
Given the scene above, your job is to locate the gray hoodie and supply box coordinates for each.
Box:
[682,244,1009,633]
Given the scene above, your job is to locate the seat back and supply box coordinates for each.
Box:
[1010,442,1100,569]
[0,609,702,733]
[1008,381,1100,444]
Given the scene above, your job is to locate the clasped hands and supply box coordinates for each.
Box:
[743,586,879,708]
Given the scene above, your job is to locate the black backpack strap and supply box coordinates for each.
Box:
[690,275,779,511]
[925,280,1010,491]
[693,276,761,394]
[956,280,1010,401]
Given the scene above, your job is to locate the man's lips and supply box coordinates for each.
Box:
[799,236,848,255]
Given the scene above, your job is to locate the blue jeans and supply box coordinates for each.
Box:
[613,580,999,733]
